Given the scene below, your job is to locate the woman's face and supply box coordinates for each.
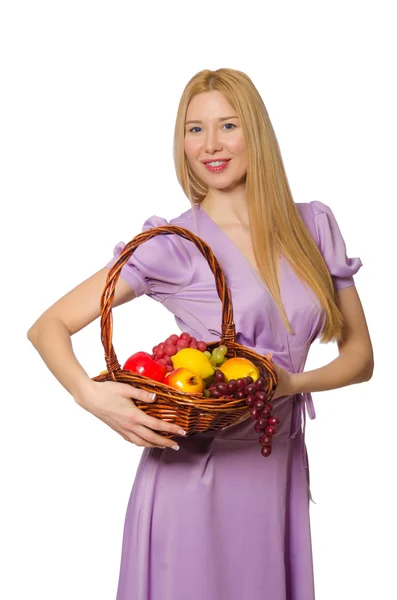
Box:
[184,90,247,191]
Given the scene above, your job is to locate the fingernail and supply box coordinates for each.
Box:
[150,393,156,401]
[172,445,180,451]
[178,429,186,436]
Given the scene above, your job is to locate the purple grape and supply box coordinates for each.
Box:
[259,434,273,446]
[215,370,226,382]
[261,445,272,457]
[226,381,237,394]
[235,389,246,399]
[265,425,276,436]
[245,383,256,395]
[255,378,266,391]
[246,376,254,385]
[236,378,246,390]
[216,382,228,394]
[245,395,257,407]
[257,417,268,430]
[254,422,263,433]
[250,406,260,419]
[210,389,222,399]
[254,399,265,412]
[255,391,266,402]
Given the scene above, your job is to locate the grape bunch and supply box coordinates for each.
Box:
[152,333,228,373]
[206,369,280,457]
[152,332,208,373]
[203,344,228,368]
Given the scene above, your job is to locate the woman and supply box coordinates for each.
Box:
[27,68,374,599]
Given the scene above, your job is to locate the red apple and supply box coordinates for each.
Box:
[164,367,205,394]
[123,351,167,383]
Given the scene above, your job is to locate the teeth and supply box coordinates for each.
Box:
[207,161,226,166]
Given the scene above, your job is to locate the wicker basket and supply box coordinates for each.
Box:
[91,225,279,442]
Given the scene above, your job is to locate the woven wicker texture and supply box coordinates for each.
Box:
[91,225,279,439]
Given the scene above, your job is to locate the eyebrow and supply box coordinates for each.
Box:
[184,115,239,125]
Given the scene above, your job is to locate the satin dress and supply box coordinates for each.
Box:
[105,200,362,600]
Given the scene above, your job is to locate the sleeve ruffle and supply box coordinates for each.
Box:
[105,215,192,301]
[309,200,363,290]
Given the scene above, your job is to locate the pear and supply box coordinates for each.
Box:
[171,348,215,379]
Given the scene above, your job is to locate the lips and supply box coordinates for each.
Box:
[202,159,231,164]
[203,159,231,173]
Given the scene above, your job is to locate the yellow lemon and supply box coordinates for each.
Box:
[171,348,214,379]
[219,357,260,382]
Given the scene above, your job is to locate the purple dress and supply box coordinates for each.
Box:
[105,200,362,600]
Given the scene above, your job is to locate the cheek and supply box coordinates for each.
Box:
[230,135,247,157]
[184,137,200,159]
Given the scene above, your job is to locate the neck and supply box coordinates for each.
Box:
[200,183,249,227]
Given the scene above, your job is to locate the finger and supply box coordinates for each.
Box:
[133,424,180,449]
[127,406,186,437]
[143,414,186,437]
[120,383,156,404]
[103,420,158,447]
[125,409,186,442]
[125,431,161,448]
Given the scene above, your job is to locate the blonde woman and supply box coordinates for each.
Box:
[28,68,373,600]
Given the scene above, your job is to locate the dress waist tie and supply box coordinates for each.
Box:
[289,391,317,504]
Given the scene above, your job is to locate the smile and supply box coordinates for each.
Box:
[203,160,231,172]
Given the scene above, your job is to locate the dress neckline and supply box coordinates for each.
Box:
[196,202,265,285]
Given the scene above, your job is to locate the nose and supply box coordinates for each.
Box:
[204,128,223,154]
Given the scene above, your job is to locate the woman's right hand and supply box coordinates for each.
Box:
[74,380,185,449]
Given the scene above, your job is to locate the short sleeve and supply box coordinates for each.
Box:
[309,200,363,290]
[105,215,192,301]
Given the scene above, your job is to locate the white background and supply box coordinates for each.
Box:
[1,1,395,598]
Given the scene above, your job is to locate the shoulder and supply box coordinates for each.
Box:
[142,206,195,230]
[295,201,319,242]
[295,199,332,222]
[297,199,332,217]
[295,200,363,289]
[106,207,196,301]
[295,200,341,246]
[138,206,195,262]
[141,206,198,261]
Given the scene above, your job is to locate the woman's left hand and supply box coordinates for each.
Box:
[265,353,295,401]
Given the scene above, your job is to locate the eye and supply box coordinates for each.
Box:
[188,123,236,133]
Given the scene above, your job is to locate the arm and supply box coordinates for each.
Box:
[27,267,137,401]
[27,267,185,447]
[290,285,374,395]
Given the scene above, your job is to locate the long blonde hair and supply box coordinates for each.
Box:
[173,68,344,344]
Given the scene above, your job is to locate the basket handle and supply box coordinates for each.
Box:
[100,225,237,379]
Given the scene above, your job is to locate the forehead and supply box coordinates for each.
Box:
[186,90,235,119]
